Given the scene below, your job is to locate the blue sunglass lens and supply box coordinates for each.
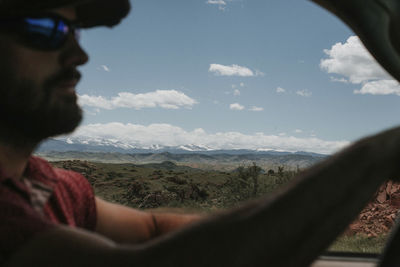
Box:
[23,17,71,49]
[25,17,57,36]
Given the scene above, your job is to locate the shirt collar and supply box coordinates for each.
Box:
[0,156,59,186]
[24,156,59,187]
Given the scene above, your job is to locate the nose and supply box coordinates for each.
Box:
[59,35,89,68]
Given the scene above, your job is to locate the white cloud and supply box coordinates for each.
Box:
[206,0,227,10]
[230,103,245,110]
[209,64,260,77]
[98,65,110,72]
[233,89,241,96]
[255,70,265,77]
[320,36,388,83]
[206,0,226,5]
[79,95,110,110]
[296,89,312,97]
[330,77,349,83]
[249,106,263,112]
[294,129,303,133]
[321,35,400,96]
[78,90,197,110]
[354,80,400,96]
[63,123,350,154]
[276,87,286,94]
[240,82,245,87]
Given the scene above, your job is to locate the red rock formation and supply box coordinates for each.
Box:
[346,181,400,237]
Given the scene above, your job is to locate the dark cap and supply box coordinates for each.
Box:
[0,0,131,28]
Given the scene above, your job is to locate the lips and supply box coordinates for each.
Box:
[52,68,81,88]
[55,79,77,92]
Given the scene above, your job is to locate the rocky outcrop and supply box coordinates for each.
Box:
[347,181,400,237]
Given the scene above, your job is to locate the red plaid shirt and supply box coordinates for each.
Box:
[0,156,97,264]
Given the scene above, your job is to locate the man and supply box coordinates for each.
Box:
[0,0,202,264]
[1,0,400,266]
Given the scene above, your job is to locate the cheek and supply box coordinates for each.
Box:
[13,48,60,86]
[0,35,60,79]
[0,38,62,107]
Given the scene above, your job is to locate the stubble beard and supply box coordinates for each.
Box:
[0,68,83,146]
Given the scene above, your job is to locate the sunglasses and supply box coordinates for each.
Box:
[0,14,81,50]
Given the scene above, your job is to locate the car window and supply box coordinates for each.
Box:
[36,0,400,255]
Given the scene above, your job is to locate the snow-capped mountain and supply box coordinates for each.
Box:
[36,137,327,157]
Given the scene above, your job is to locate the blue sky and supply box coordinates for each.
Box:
[63,0,400,154]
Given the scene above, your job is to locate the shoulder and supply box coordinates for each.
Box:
[28,156,95,218]
[28,156,57,176]
[28,156,89,186]
[31,158,98,230]
[53,167,93,201]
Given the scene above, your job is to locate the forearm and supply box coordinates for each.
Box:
[95,197,205,244]
[151,212,204,238]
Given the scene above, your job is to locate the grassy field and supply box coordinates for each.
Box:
[329,234,387,254]
[51,160,388,254]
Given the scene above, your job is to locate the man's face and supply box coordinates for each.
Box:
[0,7,88,143]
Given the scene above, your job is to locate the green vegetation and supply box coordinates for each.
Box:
[52,160,298,211]
[51,160,387,254]
[330,234,388,254]
[222,163,297,208]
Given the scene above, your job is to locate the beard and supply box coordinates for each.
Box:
[0,67,83,145]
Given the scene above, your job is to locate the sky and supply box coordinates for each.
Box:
[63,0,400,154]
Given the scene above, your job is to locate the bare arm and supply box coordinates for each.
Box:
[95,197,203,244]
[6,127,400,267]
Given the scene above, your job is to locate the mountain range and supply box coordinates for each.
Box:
[36,138,326,157]
[35,138,328,170]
